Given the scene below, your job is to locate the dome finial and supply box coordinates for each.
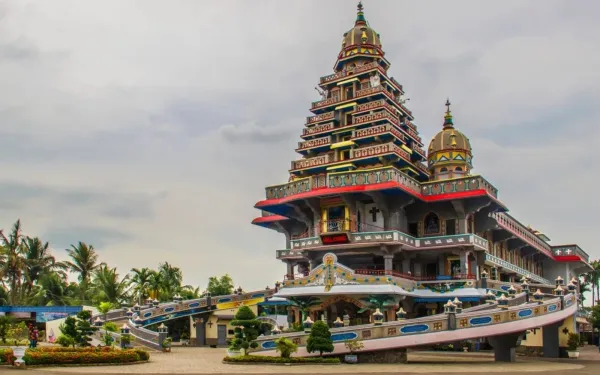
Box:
[443,98,454,129]
[356,1,367,25]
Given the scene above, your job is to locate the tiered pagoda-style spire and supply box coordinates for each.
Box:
[289,2,429,183]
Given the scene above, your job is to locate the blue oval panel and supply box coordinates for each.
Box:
[164,307,175,313]
[400,324,429,334]
[251,293,265,298]
[188,302,200,308]
[518,309,533,318]
[143,312,152,318]
[548,304,557,312]
[217,298,232,303]
[331,332,358,342]
[261,341,276,349]
[469,316,492,326]
[500,285,510,291]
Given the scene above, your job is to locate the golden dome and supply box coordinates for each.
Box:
[338,2,383,61]
[427,99,473,179]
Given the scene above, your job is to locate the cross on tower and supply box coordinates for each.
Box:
[369,206,380,222]
[445,98,451,114]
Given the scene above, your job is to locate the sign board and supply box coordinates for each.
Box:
[320,233,350,245]
[37,312,70,323]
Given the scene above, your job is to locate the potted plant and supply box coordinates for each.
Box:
[462,341,472,352]
[344,338,364,364]
[180,332,189,346]
[162,337,172,352]
[567,333,580,358]
[10,322,29,367]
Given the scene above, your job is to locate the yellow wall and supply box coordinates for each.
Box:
[191,305,259,342]
[521,314,576,347]
[45,317,67,343]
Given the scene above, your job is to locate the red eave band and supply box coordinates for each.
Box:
[255,182,498,208]
[251,215,290,225]
[553,255,584,262]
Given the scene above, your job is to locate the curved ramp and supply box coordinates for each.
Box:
[252,293,577,357]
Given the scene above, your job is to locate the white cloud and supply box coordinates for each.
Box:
[1,0,599,292]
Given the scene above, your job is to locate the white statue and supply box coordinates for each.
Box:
[370,74,380,88]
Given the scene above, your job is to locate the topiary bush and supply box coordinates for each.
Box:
[275,337,298,359]
[230,306,261,353]
[306,320,334,356]
[223,355,339,364]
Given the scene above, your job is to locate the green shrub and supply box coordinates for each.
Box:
[22,348,147,365]
[275,337,297,359]
[103,322,119,332]
[0,348,13,364]
[134,349,150,361]
[306,320,334,356]
[56,335,76,348]
[29,347,114,353]
[230,306,261,352]
[567,333,580,351]
[223,355,339,364]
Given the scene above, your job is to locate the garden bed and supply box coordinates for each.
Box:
[0,347,149,366]
[223,355,340,365]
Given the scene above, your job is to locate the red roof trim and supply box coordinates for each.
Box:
[255,182,501,208]
[251,215,289,224]
[553,255,584,262]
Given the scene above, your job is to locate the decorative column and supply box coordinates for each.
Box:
[383,254,394,272]
[286,262,294,279]
[444,300,457,330]
[158,323,169,352]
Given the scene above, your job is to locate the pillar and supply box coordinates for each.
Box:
[402,259,411,274]
[310,258,319,271]
[488,332,523,362]
[286,262,294,278]
[542,321,561,358]
[383,255,394,272]
[459,251,471,275]
[438,255,445,276]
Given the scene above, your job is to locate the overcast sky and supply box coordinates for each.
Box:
[1,0,599,296]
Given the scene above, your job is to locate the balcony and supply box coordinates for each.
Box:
[353,109,400,127]
[265,177,311,200]
[490,213,552,258]
[411,143,426,159]
[352,124,407,143]
[485,253,551,285]
[319,62,385,84]
[421,175,499,199]
[296,136,331,151]
[306,111,335,125]
[354,269,475,282]
[351,142,411,163]
[302,122,335,138]
[355,99,398,116]
[288,220,489,252]
[291,154,332,171]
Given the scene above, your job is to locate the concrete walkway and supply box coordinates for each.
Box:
[29,346,600,375]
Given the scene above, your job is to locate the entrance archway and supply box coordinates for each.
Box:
[312,296,371,326]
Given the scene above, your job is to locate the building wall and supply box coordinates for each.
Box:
[192,305,259,346]
[521,314,576,348]
[45,317,66,343]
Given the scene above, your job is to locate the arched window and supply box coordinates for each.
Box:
[440,167,448,172]
[455,167,463,171]
[424,212,440,235]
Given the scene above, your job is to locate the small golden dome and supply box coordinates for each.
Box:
[339,2,383,59]
[427,99,473,179]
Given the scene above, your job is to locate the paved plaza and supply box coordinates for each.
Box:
[30,346,600,375]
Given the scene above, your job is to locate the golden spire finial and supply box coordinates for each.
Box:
[443,97,454,130]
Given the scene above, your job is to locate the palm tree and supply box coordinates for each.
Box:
[578,277,592,309]
[64,242,104,303]
[180,285,201,300]
[22,237,67,297]
[29,272,71,306]
[158,262,183,299]
[0,220,26,304]
[129,267,153,304]
[148,271,164,301]
[92,266,130,305]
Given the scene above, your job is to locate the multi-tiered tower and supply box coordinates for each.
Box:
[252,3,590,327]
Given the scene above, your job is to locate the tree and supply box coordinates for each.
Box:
[306,320,334,356]
[59,311,97,347]
[92,266,129,305]
[65,242,104,303]
[22,236,67,296]
[207,274,234,296]
[230,306,261,353]
[30,272,71,306]
[0,220,26,304]
[0,315,14,343]
[158,262,183,299]
[129,267,153,304]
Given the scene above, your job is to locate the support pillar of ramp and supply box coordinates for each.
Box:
[542,321,562,358]
[488,332,524,362]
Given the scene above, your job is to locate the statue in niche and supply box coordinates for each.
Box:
[370,73,380,88]
[424,213,440,234]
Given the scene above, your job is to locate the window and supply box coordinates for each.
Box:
[346,114,353,126]
[445,219,456,235]
[327,206,346,232]
[440,167,448,172]
[424,212,440,235]
[346,87,354,100]
[455,167,463,171]
[340,149,350,160]
[408,222,418,237]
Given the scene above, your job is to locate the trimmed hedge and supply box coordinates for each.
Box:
[223,355,340,364]
[0,347,150,366]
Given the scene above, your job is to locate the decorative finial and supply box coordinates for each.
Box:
[356,1,367,25]
[443,98,454,129]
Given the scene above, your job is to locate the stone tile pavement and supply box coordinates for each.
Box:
[29,346,600,375]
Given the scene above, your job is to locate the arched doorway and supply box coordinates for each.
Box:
[313,296,371,326]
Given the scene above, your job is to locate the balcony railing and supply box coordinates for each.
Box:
[485,253,551,285]
[306,111,335,125]
[490,213,552,257]
[352,124,408,143]
[319,62,385,84]
[296,136,331,151]
[284,271,309,280]
[354,269,476,282]
[291,154,332,171]
[421,175,498,199]
[352,142,411,162]
[302,122,335,138]
[353,109,400,127]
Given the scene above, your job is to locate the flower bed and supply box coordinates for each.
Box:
[223,355,340,364]
[0,347,150,366]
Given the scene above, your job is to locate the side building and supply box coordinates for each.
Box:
[251,3,590,328]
